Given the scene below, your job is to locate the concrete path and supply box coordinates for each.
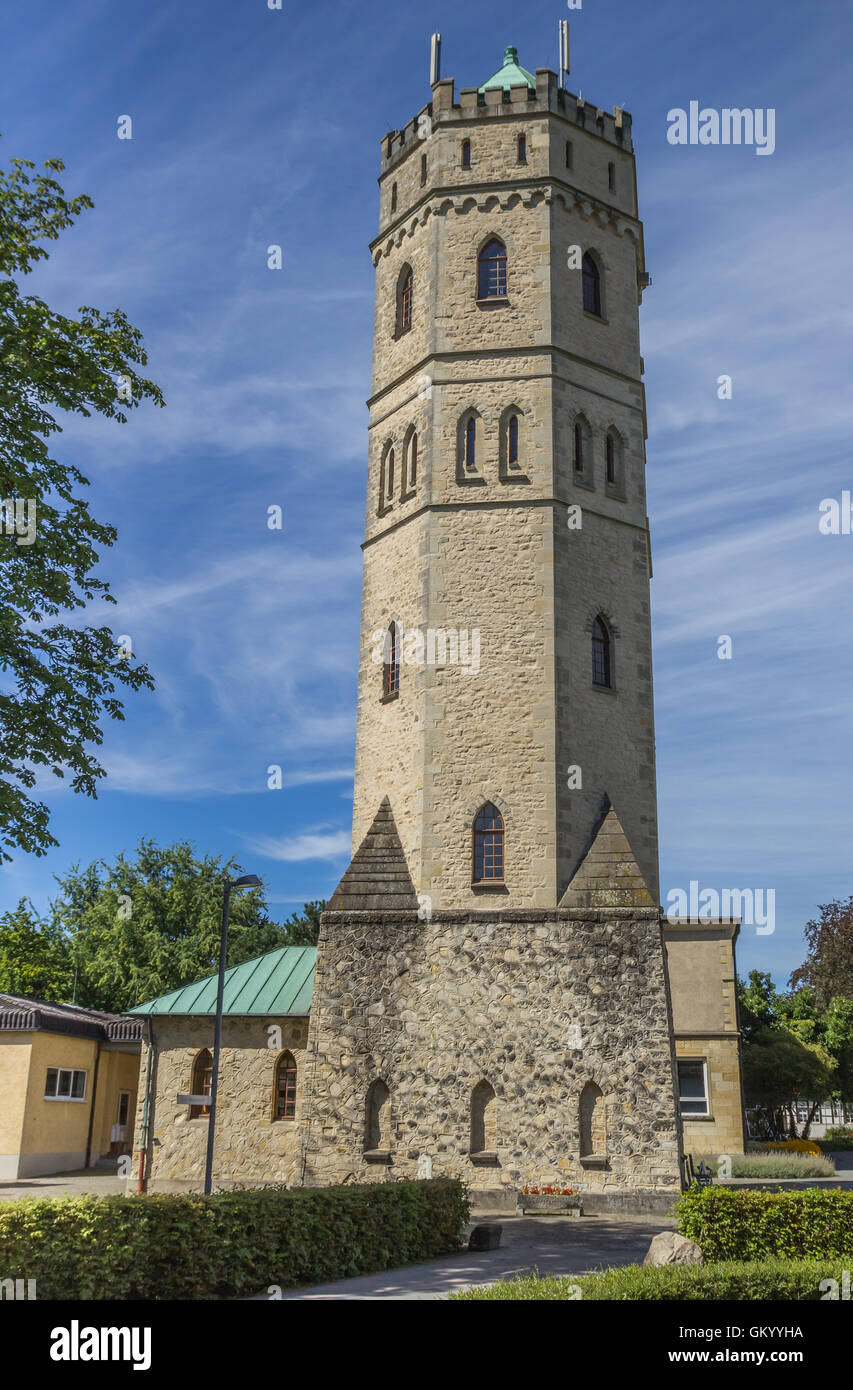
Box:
[269,1214,675,1301]
[0,1164,124,1202]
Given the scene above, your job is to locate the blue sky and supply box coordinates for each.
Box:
[1,0,850,987]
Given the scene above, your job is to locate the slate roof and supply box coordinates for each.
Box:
[130,945,316,1018]
[0,993,142,1042]
[559,797,655,910]
[327,796,418,911]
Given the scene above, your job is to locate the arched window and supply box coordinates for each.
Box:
[608,161,615,192]
[397,264,413,336]
[582,252,602,317]
[378,444,396,510]
[470,1080,498,1156]
[189,1048,212,1118]
[465,416,477,470]
[579,1081,606,1158]
[517,133,527,164]
[404,429,418,492]
[604,427,623,491]
[420,152,427,186]
[565,139,573,169]
[365,1079,391,1153]
[592,616,612,689]
[573,415,591,477]
[473,802,504,883]
[461,138,471,168]
[383,622,400,698]
[391,181,398,213]
[508,413,519,468]
[273,1051,297,1121]
[478,237,507,299]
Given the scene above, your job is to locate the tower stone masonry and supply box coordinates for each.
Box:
[352,47,658,911]
[301,47,687,1202]
[126,50,744,1200]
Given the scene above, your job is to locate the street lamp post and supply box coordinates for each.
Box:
[203,873,262,1196]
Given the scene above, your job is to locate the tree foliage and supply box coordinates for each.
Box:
[0,148,163,861]
[737,968,853,1138]
[0,838,324,1012]
[790,895,853,1007]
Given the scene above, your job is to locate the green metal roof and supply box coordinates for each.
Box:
[479,45,536,94]
[130,945,316,1018]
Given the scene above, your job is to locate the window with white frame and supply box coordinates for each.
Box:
[44,1067,87,1101]
[677,1059,709,1117]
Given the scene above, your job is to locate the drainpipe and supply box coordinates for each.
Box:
[84,1039,103,1169]
[137,1018,156,1193]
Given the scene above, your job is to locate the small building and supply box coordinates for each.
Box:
[130,947,314,1191]
[0,994,142,1180]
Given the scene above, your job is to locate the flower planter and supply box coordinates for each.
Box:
[520,1193,582,1216]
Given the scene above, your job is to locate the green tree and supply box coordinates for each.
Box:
[49,839,290,1011]
[279,899,325,947]
[0,897,73,1000]
[790,896,853,1007]
[0,149,163,862]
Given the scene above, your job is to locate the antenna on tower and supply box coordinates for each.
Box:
[558,20,570,88]
[430,33,442,86]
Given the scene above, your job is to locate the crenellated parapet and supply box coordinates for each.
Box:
[380,67,632,181]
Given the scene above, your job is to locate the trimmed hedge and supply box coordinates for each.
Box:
[0,1178,468,1300]
[451,1258,851,1301]
[677,1184,853,1261]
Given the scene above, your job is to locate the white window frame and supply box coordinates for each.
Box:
[677,1058,709,1118]
[44,1067,88,1102]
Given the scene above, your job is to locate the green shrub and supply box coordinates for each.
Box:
[818,1128,853,1151]
[450,1258,851,1300]
[0,1178,468,1300]
[677,1185,853,1261]
[728,1152,835,1179]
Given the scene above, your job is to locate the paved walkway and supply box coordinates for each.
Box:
[0,1164,124,1202]
[269,1214,675,1301]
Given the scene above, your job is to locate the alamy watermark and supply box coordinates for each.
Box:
[1,498,36,546]
[370,624,480,675]
[665,881,775,935]
[667,103,775,156]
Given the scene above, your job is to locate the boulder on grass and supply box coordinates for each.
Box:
[642,1231,704,1267]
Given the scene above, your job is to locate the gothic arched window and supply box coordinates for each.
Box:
[381,445,395,508]
[582,252,602,317]
[405,429,418,491]
[470,1080,498,1156]
[517,133,527,164]
[273,1051,297,1121]
[397,264,413,336]
[580,1080,606,1158]
[383,622,400,698]
[508,413,519,467]
[391,181,398,213]
[573,415,592,479]
[189,1048,212,1118]
[465,416,477,470]
[365,1079,391,1152]
[461,138,471,168]
[473,803,504,883]
[592,616,612,689]
[478,237,507,299]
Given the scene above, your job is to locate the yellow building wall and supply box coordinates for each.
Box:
[0,1035,33,1179]
[664,921,745,1158]
[19,1032,98,1176]
[90,1049,140,1161]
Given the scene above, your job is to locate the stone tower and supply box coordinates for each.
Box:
[302,48,683,1203]
[349,45,658,913]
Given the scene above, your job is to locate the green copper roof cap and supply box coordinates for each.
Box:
[130,945,316,1018]
[479,46,536,94]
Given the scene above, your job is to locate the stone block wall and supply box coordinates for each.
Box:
[133,1016,308,1192]
[301,907,684,1194]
